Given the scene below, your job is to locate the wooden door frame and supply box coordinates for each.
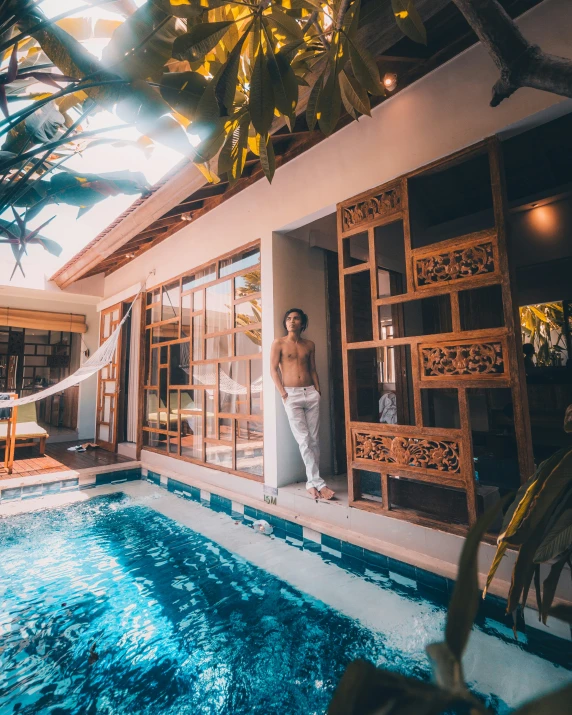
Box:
[95,303,123,452]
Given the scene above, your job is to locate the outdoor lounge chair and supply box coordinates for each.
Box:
[0,401,48,456]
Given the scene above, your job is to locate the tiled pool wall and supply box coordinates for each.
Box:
[2,466,570,668]
[0,467,141,502]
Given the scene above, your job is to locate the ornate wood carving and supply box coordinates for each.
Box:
[415,241,494,287]
[342,186,402,232]
[354,432,461,473]
[420,341,504,377]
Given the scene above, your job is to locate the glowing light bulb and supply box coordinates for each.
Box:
[383,73,398,92]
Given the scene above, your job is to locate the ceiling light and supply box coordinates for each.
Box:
[383,73,398,92]
[531,203,538,208]
[181,212,193,221]
[125,252,135,259]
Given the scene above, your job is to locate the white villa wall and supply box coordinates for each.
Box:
[0,288,100,439]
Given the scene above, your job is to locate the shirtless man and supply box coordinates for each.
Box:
[270,308,335,500]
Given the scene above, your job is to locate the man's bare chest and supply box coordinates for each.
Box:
[282,345,310,362]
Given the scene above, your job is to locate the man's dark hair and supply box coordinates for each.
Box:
[283,308,308,333]
[523,343,535,357]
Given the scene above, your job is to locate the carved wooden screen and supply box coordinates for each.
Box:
[337,139,533,529]
[96,302,122,451]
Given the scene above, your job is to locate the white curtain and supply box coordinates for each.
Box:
[127,297,141,443]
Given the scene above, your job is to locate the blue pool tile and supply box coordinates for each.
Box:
[321,544,342,559]
[244,505,257,520]
[363,549,389,572]
[146,471,161,486]
[303,539,321,553]
[321,534,342,552]
[415,568,448,594]
[341,541,364,561]
[189,486,201,502]
[167,478,191,497]
[1,486,21,502]
[387,557,417,582]
[231,510,244,521]
[341,554,366,575]
[210,494,232,515]
[267,514,287,530]
[61,478,79,490]
[389,571,417,590]
[272,526,287,541]
[22,484,43,499]
[43,481,61,495]
[285,520,303,539]
[285,536,304,550]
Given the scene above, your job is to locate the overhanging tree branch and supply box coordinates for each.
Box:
[452,0,572,106]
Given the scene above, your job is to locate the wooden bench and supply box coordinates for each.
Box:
[0,401,48,457]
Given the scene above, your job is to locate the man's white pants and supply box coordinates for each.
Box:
[283,385,326,492]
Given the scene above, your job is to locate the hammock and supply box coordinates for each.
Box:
[1,292,137,409]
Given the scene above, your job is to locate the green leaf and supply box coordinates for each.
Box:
[192,116,228,163]
[217,117,239,175]
[249,48,275,136]
[541,553,569,623]
[306,72,323,130]
[446,495,512,660]
[508,448,572,546]
[215,23,252,114]
[425,641,466,696]
[266,44,298,118]
[102,3,183,81]
[192,77,221,130]
[317,65,341,136]
[347,36,384,96]
[392,0,427,45]
[534,507,572,563]
[230,112,250,180]
[511,684,572,715]
[269,7,304,42]
[159,71,208,120]
[172,21,234,62]
[339,70,371,117]
[259,133,275,183]
[328,659,470,715]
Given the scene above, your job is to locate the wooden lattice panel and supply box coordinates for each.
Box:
[340,183,402,233]
[419,339,506,379]
[414,239,495,289]
[353,430,461,473]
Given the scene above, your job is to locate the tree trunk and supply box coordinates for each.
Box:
[452,0,572,106]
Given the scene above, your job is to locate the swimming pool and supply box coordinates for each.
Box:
[0,483,570,714]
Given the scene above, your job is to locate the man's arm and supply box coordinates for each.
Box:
[270,339,287,400]
[309,341,321,395]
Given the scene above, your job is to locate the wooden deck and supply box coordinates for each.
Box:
[0,441,134,480]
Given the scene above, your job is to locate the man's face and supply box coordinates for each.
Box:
[286,312,303,332]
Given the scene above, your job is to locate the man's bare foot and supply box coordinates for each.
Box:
[308,487,320,500]
[318,486,335,500]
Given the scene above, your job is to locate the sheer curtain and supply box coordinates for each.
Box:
[126,297,141,443]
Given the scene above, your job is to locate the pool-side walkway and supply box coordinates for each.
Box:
[0,441,133,480]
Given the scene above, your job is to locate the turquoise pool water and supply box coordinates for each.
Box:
[0,492,566,714]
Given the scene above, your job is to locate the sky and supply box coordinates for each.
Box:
[0,0,196,288]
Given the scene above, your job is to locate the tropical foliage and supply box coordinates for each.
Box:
[0,0,425,275]
[328,497,572,714]
[484,438,572,632]
[520,302,568,367]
